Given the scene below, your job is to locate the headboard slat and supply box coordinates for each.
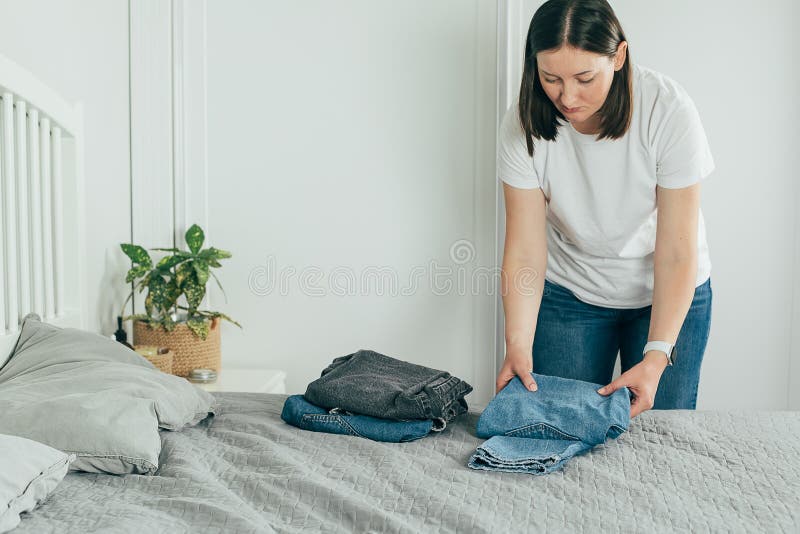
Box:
[0,94,8,335]
[40,117,54,320]
[14,100,31,320]
[52,126,64,317]
[27,107,45,321]
[1,93,17,334]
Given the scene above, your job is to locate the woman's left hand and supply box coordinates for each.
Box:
[596,354,667,418]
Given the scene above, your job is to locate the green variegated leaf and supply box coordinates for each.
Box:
[152,281,179,318]
[156,254,187,271]
[165,280,181,308]
[193,259,209,286]
[144,292,154,317]
[200,247,232,261]
[148,275,176,317]
[186,317,210,340]
[125,265,149,283]
[147,273,165,297]
[185,224,204,254]
[120,244,152,267]
[175,262,194,287]
[203,310,242,328]
[183,276,206,309]
[162,315,176,331]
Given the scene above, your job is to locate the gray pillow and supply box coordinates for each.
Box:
[0,314,216,475]
[0,433,74,533]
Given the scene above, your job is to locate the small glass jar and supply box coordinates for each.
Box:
[187,368,218,384]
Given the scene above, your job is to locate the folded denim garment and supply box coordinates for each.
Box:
[303,349,473,423]
[281,394,445,442]
[468,373,631,475]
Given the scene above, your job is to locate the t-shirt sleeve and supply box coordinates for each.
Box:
[655,96,715,189]
[497,103,542,189]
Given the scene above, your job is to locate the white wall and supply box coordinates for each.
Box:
[204,0,499,404]
[515,0,800,409]
[3,0,795,411]
[0,0,131,336]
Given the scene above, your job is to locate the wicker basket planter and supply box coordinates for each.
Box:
[133,345,174,374]
[134,317,221,377]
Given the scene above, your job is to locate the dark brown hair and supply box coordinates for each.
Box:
[519,0,633,156]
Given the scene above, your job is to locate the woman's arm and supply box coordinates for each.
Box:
[496,183,548,393]
[646,182,701,367]
[598,182,701,416]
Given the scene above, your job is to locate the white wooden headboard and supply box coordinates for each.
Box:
[0,52,86,359]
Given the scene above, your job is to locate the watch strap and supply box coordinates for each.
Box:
[643,340,675,366]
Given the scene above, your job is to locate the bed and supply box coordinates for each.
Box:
[1,45,798,534]
[12,391,800,533]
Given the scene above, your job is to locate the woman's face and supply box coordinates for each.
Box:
[536,42,627,133]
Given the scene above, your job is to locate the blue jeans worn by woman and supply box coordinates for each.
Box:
[532,277,713,409]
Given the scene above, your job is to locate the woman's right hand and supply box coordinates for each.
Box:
[495,348,538,393]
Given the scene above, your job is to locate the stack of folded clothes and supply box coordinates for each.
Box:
[468,372,632,475]
[281,349,473,443]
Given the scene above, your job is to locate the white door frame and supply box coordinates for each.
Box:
[129,0,210,317]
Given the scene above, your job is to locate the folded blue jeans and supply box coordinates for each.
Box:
[281,394,445,443]
[468,372,631,475]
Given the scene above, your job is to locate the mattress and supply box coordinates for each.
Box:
[15,392,800,533]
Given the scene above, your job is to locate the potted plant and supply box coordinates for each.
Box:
[120,224,242,376]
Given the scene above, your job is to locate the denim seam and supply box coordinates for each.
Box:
[504,422,581,442]
[425,377,452,416]
[302,414,340,422]
[429,378,471,421]
[301,413,366,439]
[417,395,432,418]
[333,417,367,438]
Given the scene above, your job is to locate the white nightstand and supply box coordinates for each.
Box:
[194,368,287,394]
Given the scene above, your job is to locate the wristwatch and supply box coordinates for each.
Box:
[643,340,676,366]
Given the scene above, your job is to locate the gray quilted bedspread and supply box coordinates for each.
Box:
[16,392,800,533]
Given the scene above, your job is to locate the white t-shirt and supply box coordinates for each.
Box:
[498,63,715,308]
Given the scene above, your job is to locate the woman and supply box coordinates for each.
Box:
[495,0,714,419]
